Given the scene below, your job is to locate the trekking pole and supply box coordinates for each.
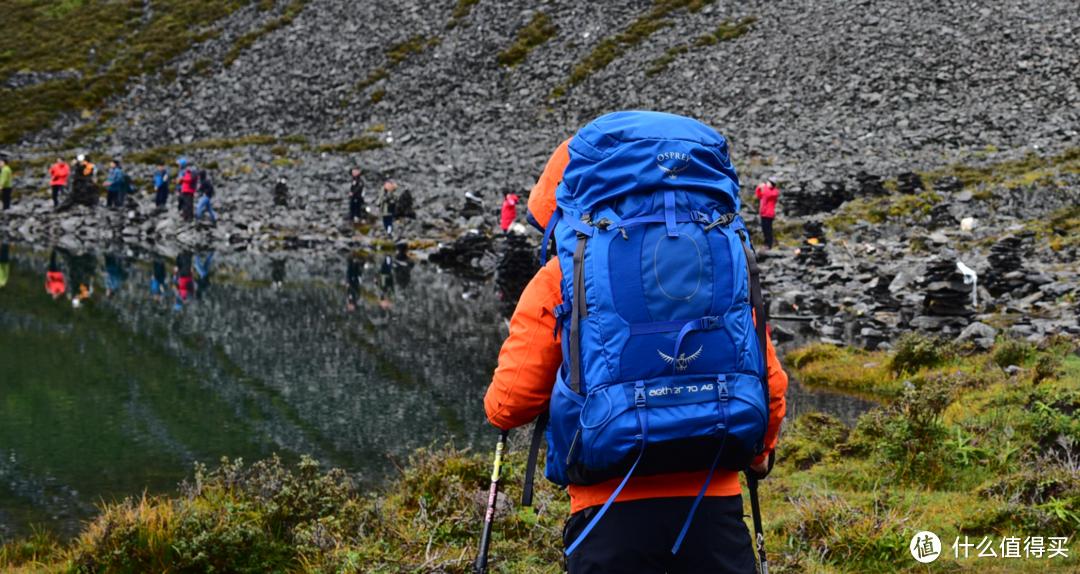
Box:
[747,473,769,574]
[475,429,509,574]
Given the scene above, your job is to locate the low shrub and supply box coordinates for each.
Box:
[888,332,955,374]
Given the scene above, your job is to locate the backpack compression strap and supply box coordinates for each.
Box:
[520,410,550,508]
[736,229,771,445]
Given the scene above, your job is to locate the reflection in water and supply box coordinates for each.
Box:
[0,244,876,540]
[0,244,9,293]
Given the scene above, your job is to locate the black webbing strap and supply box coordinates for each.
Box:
[520,410,550,508]
[737,231,771,436]
[569,232,588,394]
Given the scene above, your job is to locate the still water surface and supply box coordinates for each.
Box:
[0,243,874,540]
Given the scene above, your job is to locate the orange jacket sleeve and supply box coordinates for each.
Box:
[754,335,788,466]
[484,258,564,430]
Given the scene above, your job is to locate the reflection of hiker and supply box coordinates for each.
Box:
[273,178,289,207]
[46,250,66,299]
[102,253,127,296]
[376,254,393,308]
[348,168,365,223]
[64,249,96,307]
[378,181,397,236]
[485,115,788,573]
[346,256,362,311]
[196,168,216,223]
[271,258,286,288]
[194,251,214,300]
[150,256,167,302]
[500,190,519,236]
[755,177,779,250]
[49,158,70,207]
[177,159,199,220]
[0,159,13,210]
[174,251,194,310]
[153,164,171,207]
[0,244,10,292]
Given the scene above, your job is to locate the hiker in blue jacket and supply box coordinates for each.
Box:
[153,165,171,207]
[105,160,126,208]
[196,167,216,223]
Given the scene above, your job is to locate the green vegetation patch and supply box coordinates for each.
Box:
[314,136,386,154]
[924,147,1080,190]
[0,0,251,145]
[124,135,278,165]
[787,343,898,394]
[447,0,481,29]
[355,36,439,92]
[553,0,717,97]
[497,12,558,67]
[224,0,314,67]
[647,15,757,78]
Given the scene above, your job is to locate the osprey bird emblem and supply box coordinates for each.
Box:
[658,345,703,371]
[657,162,690,179]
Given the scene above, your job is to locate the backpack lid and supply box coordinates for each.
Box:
[560,111,741,214]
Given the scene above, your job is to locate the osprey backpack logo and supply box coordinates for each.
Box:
[658,345,703,370]
[656,151,692,179]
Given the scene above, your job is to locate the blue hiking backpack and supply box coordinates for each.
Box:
[522,111,770,555]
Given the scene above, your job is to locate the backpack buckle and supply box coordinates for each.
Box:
[634,381,646,408]
[701,316,723,331]
[717,375,728,401]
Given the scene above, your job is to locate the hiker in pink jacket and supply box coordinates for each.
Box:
[500,190,519,235]
[755,176,779,249]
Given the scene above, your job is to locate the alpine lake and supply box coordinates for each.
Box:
[0,243,874,540]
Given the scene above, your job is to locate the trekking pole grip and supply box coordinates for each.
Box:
[475,429,510,574]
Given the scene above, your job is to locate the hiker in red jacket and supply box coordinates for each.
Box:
[499,190,519,235]
[49,158,70,207]
[754,177,779,250]
[177,158,198,220]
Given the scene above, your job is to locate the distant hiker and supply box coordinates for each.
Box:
[58,154,99,211]
[485,114,788,574]
[105,160,126,208]
[153,164,171,207]
[177,158,198,220]
[273,178,289,207]
[49,158,70,207]
[0,159,13,210]
[196,167,216,223]
[150,256,167,302]
[755,177,779,250]
[378,181,397,236]
[500,190,519,236]
[0,244,10,292]
[46,250,66,299]
[348,168,365,223]
[271,258,286,288]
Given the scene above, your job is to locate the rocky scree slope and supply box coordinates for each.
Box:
[2,0,1077,240]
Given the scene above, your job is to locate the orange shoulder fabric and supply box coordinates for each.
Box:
[484,258,564,430]
[527,138,572,229]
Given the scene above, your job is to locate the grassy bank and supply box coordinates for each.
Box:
[3,336,1078,573]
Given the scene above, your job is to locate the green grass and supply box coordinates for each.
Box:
[645,15,757,77]
[496,12,558,67]
[224,0,314,67]
[446,0,481,29]
[552,0,718,98]
[923,147,1080,190]
[355,36,440,92]
[314,136,386,154]
[123,135,278,165]
[0,0,252,145]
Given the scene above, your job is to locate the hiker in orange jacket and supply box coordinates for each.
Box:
[49,158,70,207]
[484,139,788,574]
